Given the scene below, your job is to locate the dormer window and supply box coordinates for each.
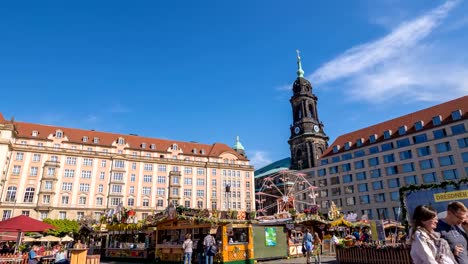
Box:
[383,130,392,140]
[344,142,352,150]
[56,130,63,138]
[172,144,178,151]
[117,137,125,145]
[201,149,205,155]
[356,138,364,147]
[452,110,462,120]
[93,137,99,144]
[32,130,38,137]
[398,126,407,135]
[82,136,88,143]
[141,143,146,149]
[332,145,340,153]
[369,134,377,143]
[150,144,155,150]
[432,115,442,126]
[414,121,424,131]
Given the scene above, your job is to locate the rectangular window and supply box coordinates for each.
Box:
[47,167,56,176]
[42,195,51,204]
[358,183,368,192]
[12,165,21,175]
[345,185,354,194]
[197,178,205,186]
[404,175,418,185]
[415,121,424,131]
[381,142,393,151]
[158,165,167,172]
[398,126,407,135]
[369,146,379,154]
[331,187,341,196]
[399,150,412,160]
[44,181,53,190]
[15,152,24,161]
[131,162,137,170]
[354,160,365,169]
[83,158,93,166]
[197,168,205,175]
[329,166,338,175]
[360,195,370,204]
[111,185,122,193]
[370,169,381,178]
[451,124,466,135]
[143,175,152,183]
[383,154,395,163]
[413,134,428,144]
[79,197,87,205]
[342,174,352,183]
[433,129,447,139]
[356,172,366,181]
[98,184,103,193]
[372,181,383,190]
[354,150,365,157]
[436,142,451,153]
[32,154,41,162]
[374,193,386,203]
[184,177,192,185]
[318,169,326,176]
[458,138,468,148]
[368,157,379,166]
[79,183,90,192]
[157,200,164,207]
[386,166,398,176]
[342,153,352,160]
[332,156,340,163]
[62,183,73,191]
[61,196,69,205]
[30,167,38,176]
[184,189,192,197]
[144,163,153,171]
[99,172,105,180]
[462,152,468,163]
[452,110,462,120]
[342,163,351,172]
[113,172,124,181]
[396,138,411,148]
[320,159,329,165]
[377,208,389,219]
[417,146,431,157]
[212,168,217,176]
[142,187,151,195]
[81,171,92,179]
[390,191,400,201]
[130,174,136,182]
[64,169,75,178]
[439,155,455,167]
[388,178,400,188]
[442,169,458,180]
[330,176,340,185]
[101,160,106,167]
[402,162,415,173]
[422,172,437,183]
[196,190,204,197]
[432,115,442,125]
[157,188,165,195]
[114,160,125,168]
[66,157,77,165]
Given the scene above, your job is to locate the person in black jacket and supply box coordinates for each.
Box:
[196,235,205,264]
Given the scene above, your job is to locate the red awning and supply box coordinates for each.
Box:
[0,215,56,232]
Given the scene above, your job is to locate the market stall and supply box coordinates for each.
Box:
[147,205,255,264]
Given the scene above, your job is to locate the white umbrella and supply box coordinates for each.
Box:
[23,236,37,242]
[60,235,74,242]
[38,235,61,242]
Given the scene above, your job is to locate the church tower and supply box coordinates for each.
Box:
[288,51,329,170]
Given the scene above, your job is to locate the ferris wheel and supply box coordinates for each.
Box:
[256,169,318,216]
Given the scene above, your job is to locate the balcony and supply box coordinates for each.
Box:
[44,160,60,168]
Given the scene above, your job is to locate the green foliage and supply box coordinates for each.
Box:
[43,219,80,237]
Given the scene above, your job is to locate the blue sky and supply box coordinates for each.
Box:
[1,0,467,169]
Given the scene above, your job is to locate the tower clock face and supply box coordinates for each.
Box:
[294,126,300,134]
[313,125,320,132]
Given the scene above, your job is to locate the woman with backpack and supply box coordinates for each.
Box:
[204,232,217,264]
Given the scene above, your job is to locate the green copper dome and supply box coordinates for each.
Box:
[232,136,245,150]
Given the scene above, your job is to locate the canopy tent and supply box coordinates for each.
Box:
[0,215,56,232]
[0,231,18,241]
[60,235,74,242]
[37,235,61,242]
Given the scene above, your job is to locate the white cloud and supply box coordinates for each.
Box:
[248,151,273,169]
[310,0,468,103]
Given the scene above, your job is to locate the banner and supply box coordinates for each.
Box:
[405,183,468,221]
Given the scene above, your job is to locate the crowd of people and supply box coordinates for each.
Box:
[410,201,468,264]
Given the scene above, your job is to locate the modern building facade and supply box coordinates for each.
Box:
[300,95,468,220]
[0,115,255,221]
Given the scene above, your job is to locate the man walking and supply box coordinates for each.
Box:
[436,202,468,264]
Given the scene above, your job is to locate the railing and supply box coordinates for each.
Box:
[336,245,412,264]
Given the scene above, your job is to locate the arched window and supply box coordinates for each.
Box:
[6,186,17,202]
[308,104,314,118]
[23,187,35,203]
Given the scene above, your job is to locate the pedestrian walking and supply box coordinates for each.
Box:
[182,233,193,264]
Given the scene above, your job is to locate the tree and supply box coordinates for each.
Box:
[43,219,80,237]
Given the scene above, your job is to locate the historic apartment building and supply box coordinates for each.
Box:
[256,54,468,221]
[0,115,255,221]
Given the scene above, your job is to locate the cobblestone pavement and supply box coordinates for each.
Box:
[101,254,338,264]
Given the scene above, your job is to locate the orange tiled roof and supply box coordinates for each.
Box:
[322,95,468,157]
[5,119,248,161]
